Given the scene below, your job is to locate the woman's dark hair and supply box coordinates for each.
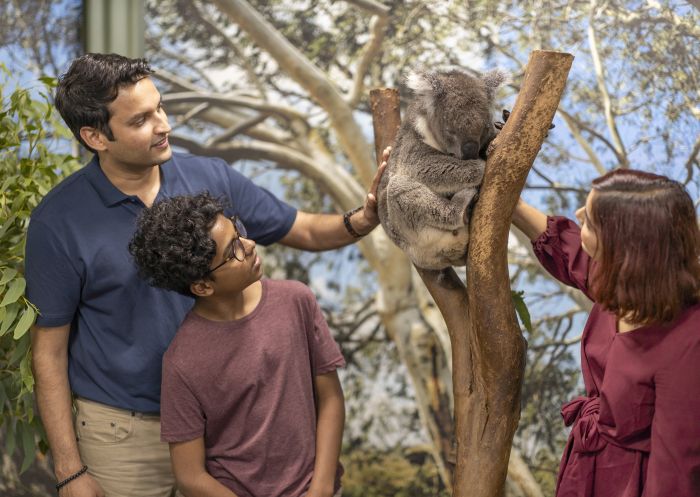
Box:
[54,53,154,153]
[129,193,225,297]
[589,169,700,325]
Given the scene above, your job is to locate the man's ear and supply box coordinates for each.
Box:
[79,126,109,152]
[190,279,214,298]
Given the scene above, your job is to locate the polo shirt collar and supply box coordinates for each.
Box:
[84,156,130,207]
[84,155,171,207]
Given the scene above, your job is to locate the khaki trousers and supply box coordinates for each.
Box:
[74,397,181,497]
[74,398,342,497]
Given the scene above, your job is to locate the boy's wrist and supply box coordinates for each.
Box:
[307,479,335,497]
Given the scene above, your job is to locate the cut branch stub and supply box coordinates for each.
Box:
[369,88,401,166]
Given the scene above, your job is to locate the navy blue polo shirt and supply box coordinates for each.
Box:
[25,152,296,413]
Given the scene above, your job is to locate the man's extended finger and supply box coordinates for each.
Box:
[369,161,387,195]
[381,146,392,161]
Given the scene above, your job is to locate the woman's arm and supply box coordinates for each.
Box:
[511,198,548,241]
[170,438,239,497]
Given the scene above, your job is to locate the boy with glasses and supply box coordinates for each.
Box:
[128,193,345,497]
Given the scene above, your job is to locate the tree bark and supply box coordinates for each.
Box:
[369,88,401,164]
[417,50,574,497]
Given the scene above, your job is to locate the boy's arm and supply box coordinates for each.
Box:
[170,438,239,497]
[307,371,345,497]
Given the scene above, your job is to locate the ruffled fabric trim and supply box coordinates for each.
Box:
[532,216,576,255]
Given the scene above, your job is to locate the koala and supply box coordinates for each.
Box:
[377,68,508,270]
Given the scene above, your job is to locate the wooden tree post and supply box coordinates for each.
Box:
[371,50,573,497]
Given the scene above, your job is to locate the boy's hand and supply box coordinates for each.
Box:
[304,483,335,497]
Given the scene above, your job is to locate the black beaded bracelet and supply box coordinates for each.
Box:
[343,206,365,238]
[56,465,88,492]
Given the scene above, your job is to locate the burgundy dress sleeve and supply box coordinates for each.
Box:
[532,216,594,300]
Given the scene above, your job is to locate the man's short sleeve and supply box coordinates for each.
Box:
[160,357,206,443]
[221,163,297,246]
[25,218,81,327]
[305,291,346,376]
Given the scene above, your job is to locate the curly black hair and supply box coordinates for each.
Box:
[129,193,226,297]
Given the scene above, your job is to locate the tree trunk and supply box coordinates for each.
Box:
[416,50,574,497]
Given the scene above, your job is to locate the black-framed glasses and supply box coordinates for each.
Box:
[205,216,248,275]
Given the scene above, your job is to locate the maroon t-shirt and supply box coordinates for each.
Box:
[535,216,700,497]
[160,279,345,497]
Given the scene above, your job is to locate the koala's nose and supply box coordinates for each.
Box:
[460,141,480,160]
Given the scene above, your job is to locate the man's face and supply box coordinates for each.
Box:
[102,77,172,170]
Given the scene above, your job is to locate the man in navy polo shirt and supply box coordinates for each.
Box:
[26,53,386,497]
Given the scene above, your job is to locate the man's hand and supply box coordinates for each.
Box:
[58,473,105,497]
[359,146,391,230]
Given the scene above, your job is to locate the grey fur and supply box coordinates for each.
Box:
[377,68,508,270]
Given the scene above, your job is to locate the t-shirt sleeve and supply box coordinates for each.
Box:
[160,356,206,443]
[303,290,346,376]
[221,161,297,246]
[532,216,593,298]
[24,218,81,327]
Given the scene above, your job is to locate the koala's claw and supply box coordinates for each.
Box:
[494,108,556,135]
[494,109,511,130]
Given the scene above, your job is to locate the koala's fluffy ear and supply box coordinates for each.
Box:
[406,71,445,101]
[482,68,510,100]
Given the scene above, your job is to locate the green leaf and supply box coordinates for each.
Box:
[0,304,20,335]
[0,378,7,405]
[5,419,16,456]
[14,306,35,339]
[21,357,35,392]
[511,290,533,333]
[8,334,30,365]
[19,421,37,474]
[0,268,17,285]
[0,277,25,307]
[38,76,57,87]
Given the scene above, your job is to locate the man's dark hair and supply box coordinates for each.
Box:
[129,193,226,297]
[55,53,154,153]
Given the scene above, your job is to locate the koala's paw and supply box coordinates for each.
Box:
[495,108,556,136]
[462,193,479,224]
